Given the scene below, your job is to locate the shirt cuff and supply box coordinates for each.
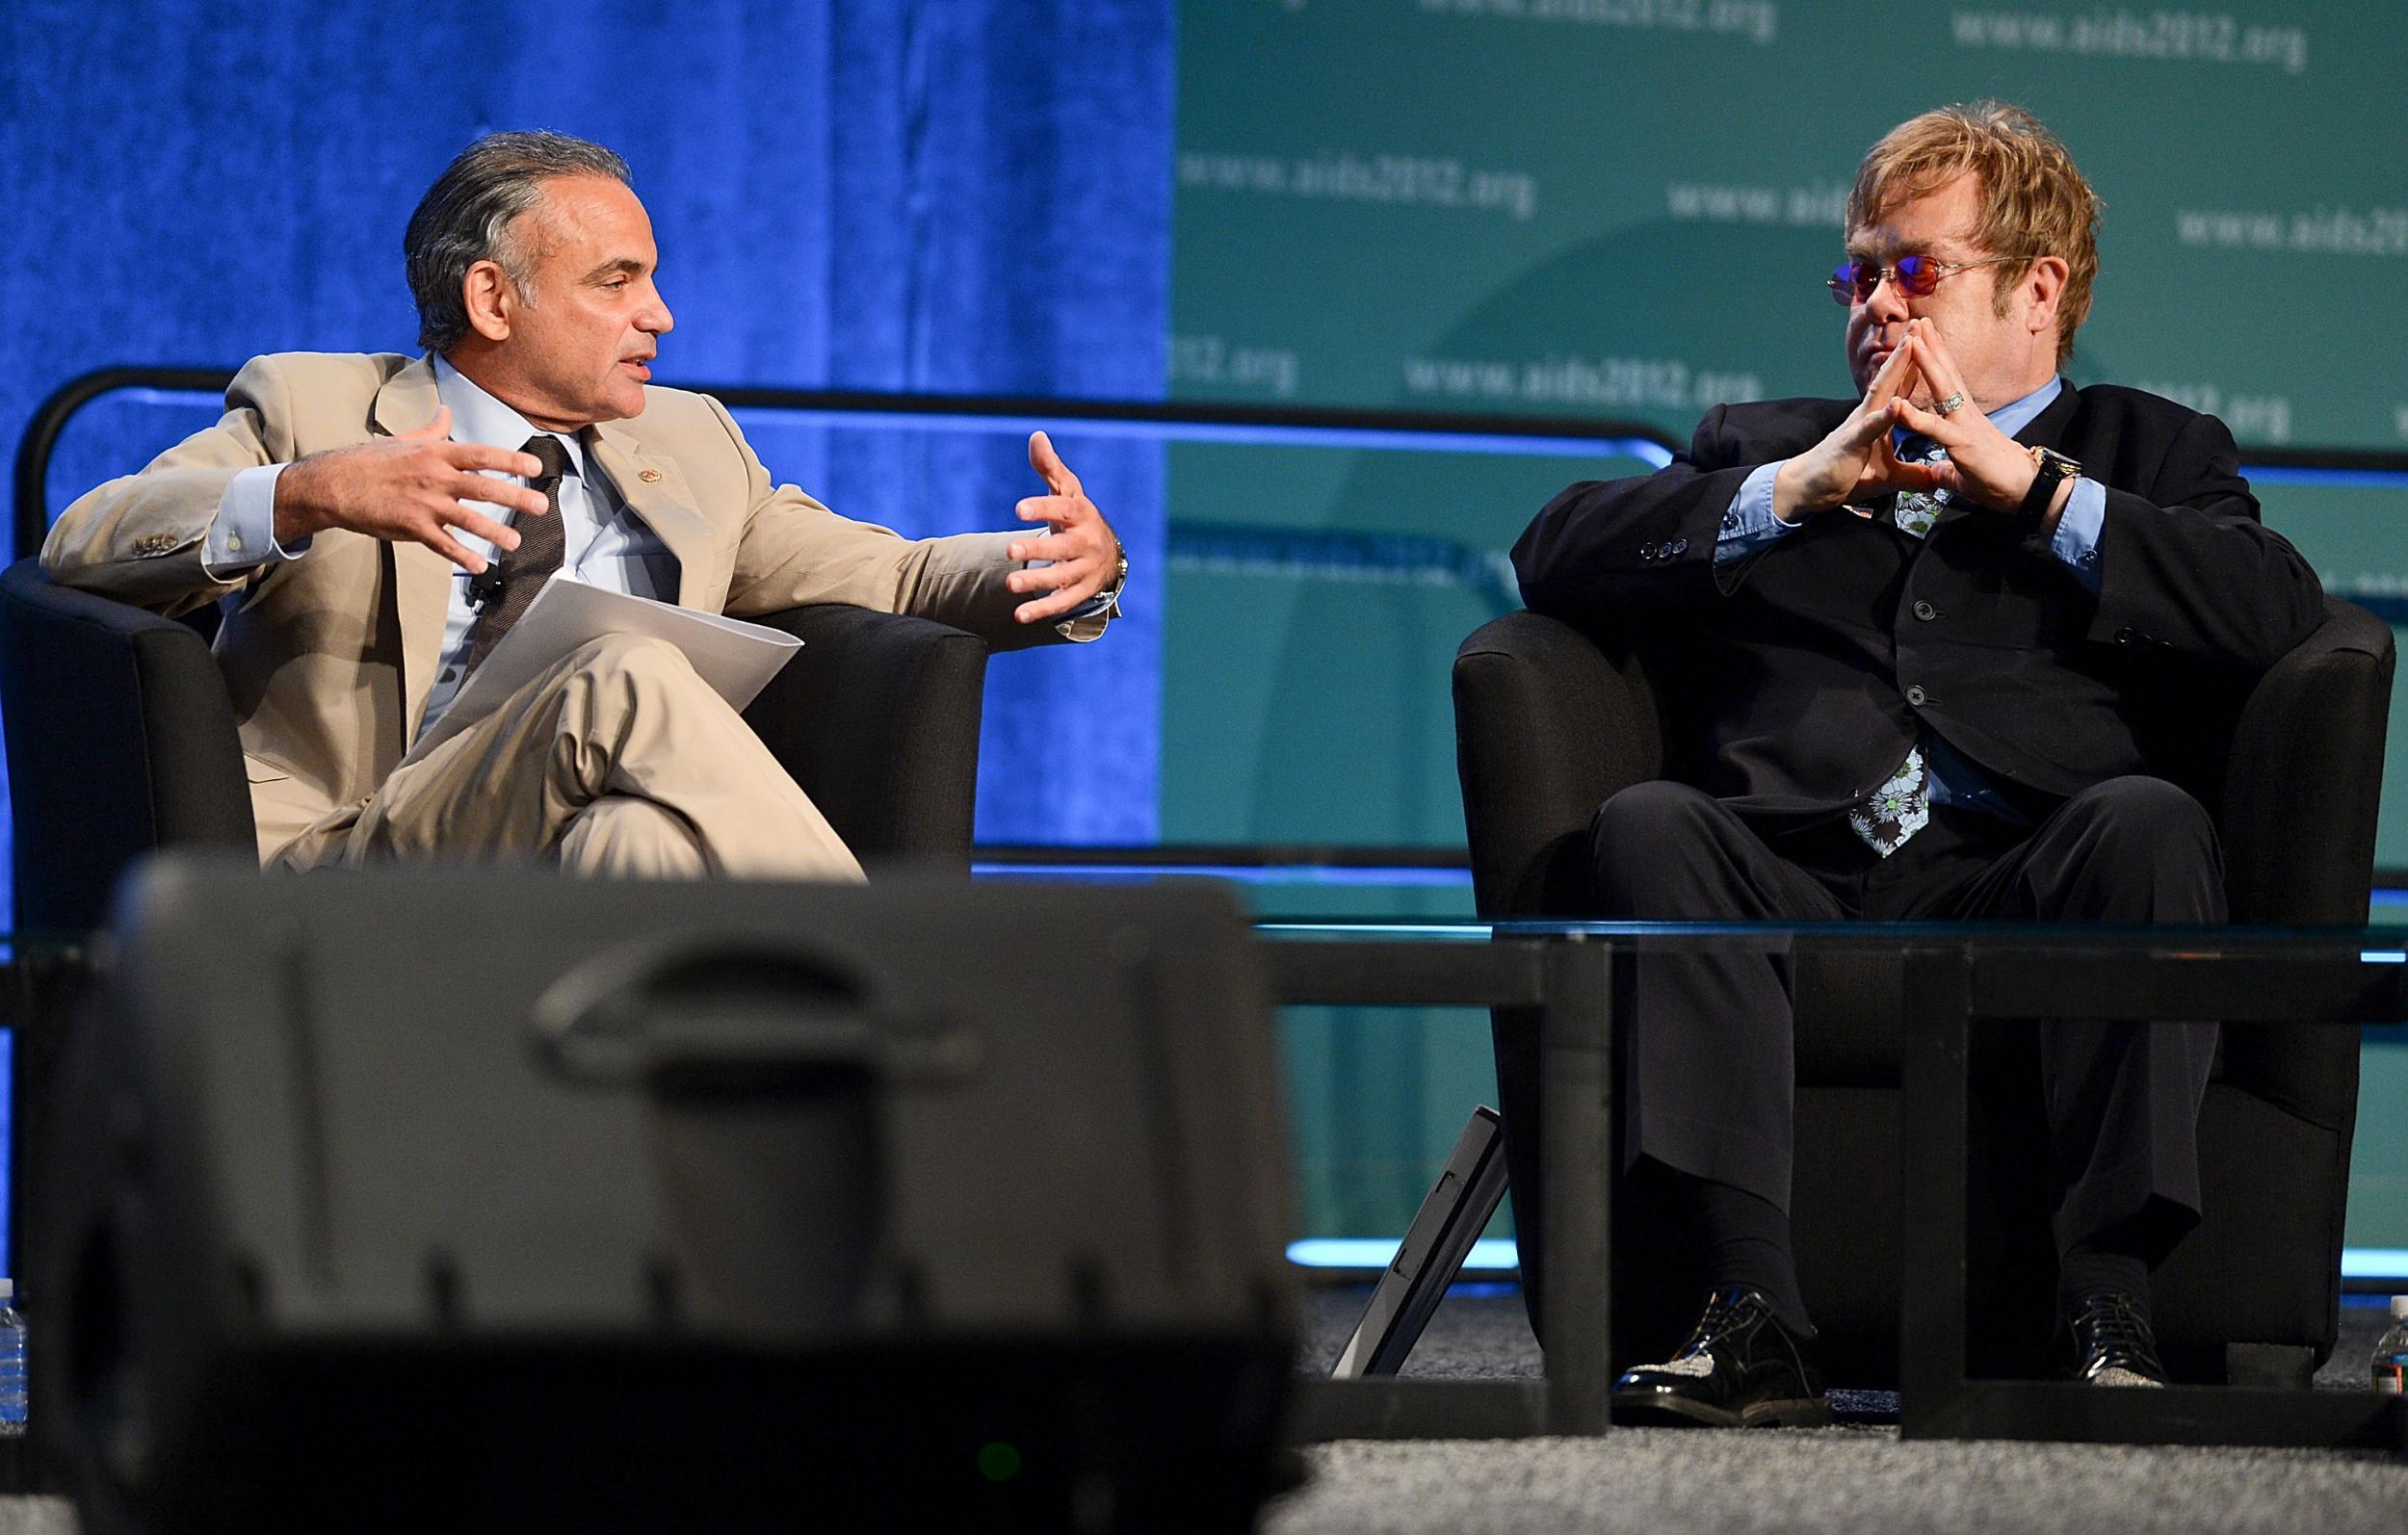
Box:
[2048,477,2107,595]
[1046,548,1126,642]
[1716,460,1804,564]
[1051,586,1119,643]
[203,464,310,577]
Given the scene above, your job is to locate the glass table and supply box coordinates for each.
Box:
[1255,918,2408,1453]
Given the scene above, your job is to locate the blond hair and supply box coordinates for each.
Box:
[1846,102,2103,366]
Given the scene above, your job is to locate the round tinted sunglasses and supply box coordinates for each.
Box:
[1827,253,2022,306]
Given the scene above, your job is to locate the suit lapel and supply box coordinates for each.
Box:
[370,359,458,741]
[585,424,715,609]
[360,370,717,747]
[2011,378,2083,452]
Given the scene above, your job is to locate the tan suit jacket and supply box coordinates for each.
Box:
[43,351,1074,861]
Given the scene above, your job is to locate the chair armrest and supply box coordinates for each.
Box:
[2220,596,2395,925]
[2215,595,2395,1129]
[738,604,990,868]
[0,559,253,931]
[1453,611,1665,917]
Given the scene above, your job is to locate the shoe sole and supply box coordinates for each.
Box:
[1610,1390,1833,1429]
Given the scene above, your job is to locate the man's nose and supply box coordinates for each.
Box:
[642,288,674,336]
[1861,268,1911,323]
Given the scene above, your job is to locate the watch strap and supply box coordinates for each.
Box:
[2017,447,2079,535]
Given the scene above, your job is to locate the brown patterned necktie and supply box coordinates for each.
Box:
[461,433,572,678]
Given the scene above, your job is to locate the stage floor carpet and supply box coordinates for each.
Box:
[0,1291,2393,1532]
[1267,1286,2405,1534]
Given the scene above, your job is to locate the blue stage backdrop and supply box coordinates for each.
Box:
[0,0,1174,887]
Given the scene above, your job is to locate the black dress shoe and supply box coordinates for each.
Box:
[1610,1288,1830,1427]
[2067,1292,2168,1387]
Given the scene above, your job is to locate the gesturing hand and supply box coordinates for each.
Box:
[1772,321,1947,521]
[1888,326,2053,518]
[1006,430,1123,625]
[271,405,551,574]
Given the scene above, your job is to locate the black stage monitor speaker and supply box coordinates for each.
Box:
[39,855,1298,1534]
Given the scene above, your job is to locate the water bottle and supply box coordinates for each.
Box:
[0,1279,25,1436]
[2375,1295,2408,1396]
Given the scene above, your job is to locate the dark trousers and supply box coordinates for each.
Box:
[1497,774,2223,1314]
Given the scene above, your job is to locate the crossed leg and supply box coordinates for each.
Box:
[277,632,864,881]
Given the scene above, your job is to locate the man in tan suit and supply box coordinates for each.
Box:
[44,132,1125,880]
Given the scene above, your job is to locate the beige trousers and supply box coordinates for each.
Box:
[273,633,865,881]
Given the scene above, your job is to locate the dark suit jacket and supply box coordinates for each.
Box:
[1512,382,2325,822]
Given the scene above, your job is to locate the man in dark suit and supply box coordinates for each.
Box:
[1510,102,2323,1425]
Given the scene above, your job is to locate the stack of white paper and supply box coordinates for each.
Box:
[408,578,802,762]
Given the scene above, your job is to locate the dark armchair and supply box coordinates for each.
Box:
[0,558,991,932]
[1453,597,2394,1386]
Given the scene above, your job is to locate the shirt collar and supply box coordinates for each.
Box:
[432,354,588,480]
[1984,375,2065,439]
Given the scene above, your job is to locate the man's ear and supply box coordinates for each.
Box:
[2022,254,2069,337]
[461,260,513,343]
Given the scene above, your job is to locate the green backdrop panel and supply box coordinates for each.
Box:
[1171,1,2406,446]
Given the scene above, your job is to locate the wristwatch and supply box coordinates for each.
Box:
[2017,446,2081,538]
[1089,548,1129,617]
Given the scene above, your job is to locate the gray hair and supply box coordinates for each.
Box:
[404,131,632,353]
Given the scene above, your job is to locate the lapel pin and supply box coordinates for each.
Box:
[639,469,662,482]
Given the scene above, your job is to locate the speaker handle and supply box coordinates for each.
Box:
[527,933,984,1092]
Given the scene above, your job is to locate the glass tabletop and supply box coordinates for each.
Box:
[1255,916,2408,950]
[1250,918,2408,1033]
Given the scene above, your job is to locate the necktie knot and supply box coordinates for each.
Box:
[522,433,572,487]
[462,437,573,678]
